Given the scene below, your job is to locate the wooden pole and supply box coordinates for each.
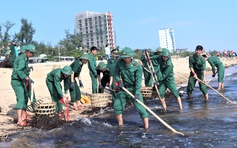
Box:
[176,73,233,104]
[122,87,184,136]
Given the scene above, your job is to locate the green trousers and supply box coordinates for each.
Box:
[11,80,28,110]
[69,81,81,102]
[143,69,152,87]
[217,64,225,83]
[46,80,62,112]
[159,77,179,99]
[187,72,208,95]
[90,72,98,94]
[114,88,149,119]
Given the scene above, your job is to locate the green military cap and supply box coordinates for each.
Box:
[79,53,90,60]
[111,49,119,54]
[19,45,27,53]
[147,48,153,53]
[25,44,36,53]
[7,40,11,43]
[120,47,134,59]
[61,66,73,75]
[161,48,171,57]
[96,62,107,70]
[156,47,162,52]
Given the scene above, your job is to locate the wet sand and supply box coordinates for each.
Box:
[0,57,236,140]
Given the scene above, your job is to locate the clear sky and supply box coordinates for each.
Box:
[1,0,236,52]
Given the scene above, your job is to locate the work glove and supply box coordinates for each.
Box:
[70,82,75,90]
[29,77,34,84]
[79,80,84,88]
[134,94,140,100]
[27,66,34,72]
[115,81,124,89]
[60,97,68,104]
[99,84,103,89]
[212,73,216,78]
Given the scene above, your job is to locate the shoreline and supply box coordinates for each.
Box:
[0,57,236,141]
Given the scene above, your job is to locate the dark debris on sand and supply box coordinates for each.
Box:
[29,114,66,130]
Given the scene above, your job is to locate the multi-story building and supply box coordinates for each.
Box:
[158,28,176,52]
[75,11,115,51]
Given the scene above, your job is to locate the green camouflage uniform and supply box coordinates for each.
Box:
[88,53,98,93]
[114,47,149,119]
[207,56,225,83]
[107,56,119,100]
[11,54,30,110]
[69,60,83,102]
[187,54,207,95]
[46,68,70,112]
[154,49,180,98]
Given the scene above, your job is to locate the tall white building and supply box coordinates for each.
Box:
[75,11,115,51]
[158,28,176,52]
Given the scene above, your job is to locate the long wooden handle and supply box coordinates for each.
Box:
[122,87,184,136]
[176,73,232,104]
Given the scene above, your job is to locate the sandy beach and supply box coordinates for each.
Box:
[0,57,236,140]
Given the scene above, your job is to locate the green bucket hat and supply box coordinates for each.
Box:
[161,48,171,57]
[111,49,119,54]
[156,47,162,52]
[61,66,73,75]
[19,45,27,53]
[120,47,134,59]
[80,53,90,60]
[25,44,36,53]
[96,62,107,70]
[147,48,153,53]
[7,40,12,43]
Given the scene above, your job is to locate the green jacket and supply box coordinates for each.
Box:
[88,53,97,75]
[156,57,174,81]
[70,59,83,78]
[114,59,142,94]
[189,54,206,74]
[139,54,149,68]
[11,54,29,80]
[207,56,223,73]
[150,53,159,68]
[107,57,118,77]
[46,68,70,98]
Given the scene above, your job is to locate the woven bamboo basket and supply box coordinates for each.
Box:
[141,87,153,100]
[89,93,112,108]
[35,102,56,117]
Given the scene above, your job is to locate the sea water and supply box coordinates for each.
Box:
[1,66,237,148]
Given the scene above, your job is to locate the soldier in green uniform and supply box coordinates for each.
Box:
[187,45,209,101]
[88,46,98,93]
[11,44,35,127]
[107,49,119,100]
[46,66,72,116]
[202,53,225,90]
[139,49,153,87]
[154,48,183,110]
[69,54,90,110]
[114,47,149,129]
[97,62,110,93]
